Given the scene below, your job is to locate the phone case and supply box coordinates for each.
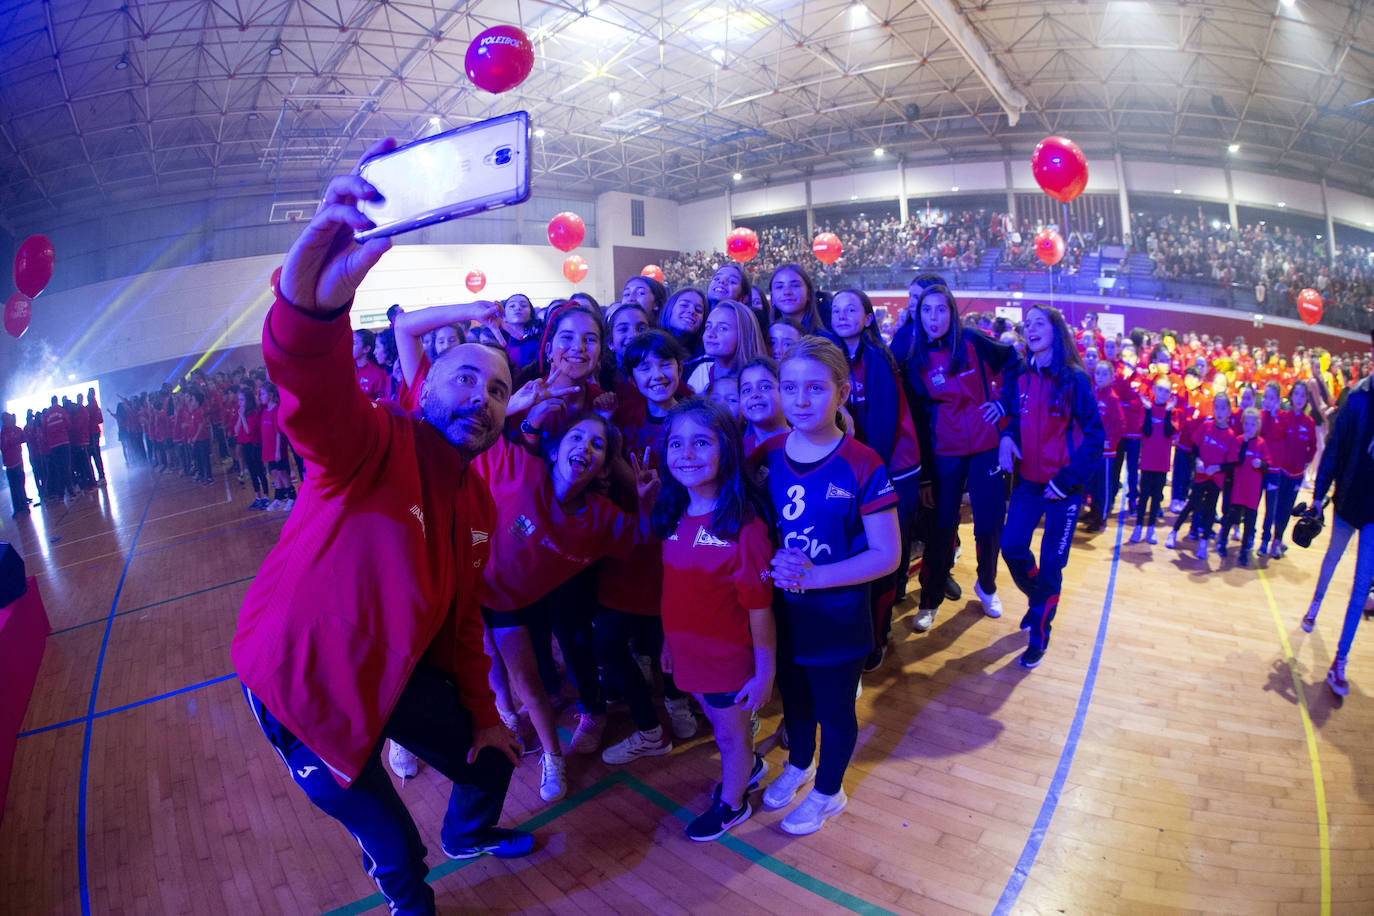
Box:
[354,111,531,242]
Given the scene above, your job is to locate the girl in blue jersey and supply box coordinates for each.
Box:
[998,305,1105,668]
[754,336,901,835]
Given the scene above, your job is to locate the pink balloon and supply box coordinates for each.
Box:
[465,269,487,293]
[812,232,843,265]
[14,234,55,298]
[4,292,31,339]
[270,266,282,297]
[465,25,535,94]
[641,264,664,282]
[1297,288,1323,326]
[1031,137,1089,204]
[562,255,588,283]
[547,212,586,252]
[1034,229,1065,266]
[726,227,759,263]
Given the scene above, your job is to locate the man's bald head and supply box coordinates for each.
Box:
[419,343,512,459]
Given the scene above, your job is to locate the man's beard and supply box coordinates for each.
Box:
[421,394,497,457]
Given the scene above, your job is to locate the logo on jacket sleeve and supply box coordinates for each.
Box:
[409,505,426,537]
[471,529,489,546]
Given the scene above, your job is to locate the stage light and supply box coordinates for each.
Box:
[874,147,885,157]
[733,172,742,181]
[1228,143,1240,153]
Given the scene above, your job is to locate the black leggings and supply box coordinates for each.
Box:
[593,607,683,732]
[242,443,269,495]
[1136,470,1167,527]
[777,654,864,796]
[549,569,604,716]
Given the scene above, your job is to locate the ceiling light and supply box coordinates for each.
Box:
[1228,143,1240,153]
[533,127,546,138]
[950,186,959,192]
[733,172,742,182]
[429,116,441,127]
[1280,0,1296,6]
[1277,201,1286,208]
[850,194,858,201]
[1172,188,1182,195]
[609,91,621,104]
[114,53,130,70]
[268,43,283,57]
[710,48,725,62]
[873,147,885,157]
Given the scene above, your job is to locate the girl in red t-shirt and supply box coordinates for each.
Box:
[235,386,269,509]
[655,398,775,842]
[473,406,655,805]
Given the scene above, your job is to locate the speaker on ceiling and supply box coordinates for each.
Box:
[0,542,25,608]
[905,103,921,121]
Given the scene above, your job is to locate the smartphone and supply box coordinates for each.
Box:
[354,110,531,241]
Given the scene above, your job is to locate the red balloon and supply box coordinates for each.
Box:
[1297,288,1323,326]
[1034,229,1065,266]
[14,234,55,298]
[562,254,588,284]
[464,25,535,94]
[641,264,664,282]
[269,266,282,297]
[726,227,759,263]
[465,269,487,293]
[812,232,843,265]
[1031,136,1089,204]
[547,212,586,252]
[4,292,31,339]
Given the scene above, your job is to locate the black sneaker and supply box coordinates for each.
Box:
[1019,611,1032,632]
[685,798,751,842]
[1238,550,1250,568]
[713,754,768,803]
[944,578,962,601]
[862,643,886,672]
[1018,646,1045,669]
[441,828,535,860]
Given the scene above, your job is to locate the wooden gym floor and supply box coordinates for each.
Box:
[1,448,1372,915]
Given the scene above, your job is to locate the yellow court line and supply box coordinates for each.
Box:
[1257,567,1331,916]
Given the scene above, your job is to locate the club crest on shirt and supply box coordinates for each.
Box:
[510,515,536,538]
[693,527,730,548]
[470,529,489,547]
[825,483,853,500]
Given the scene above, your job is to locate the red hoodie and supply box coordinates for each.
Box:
[1283,410,1317,479]
[1230,436,1270,510]
[1094,382,1124,458]
[232,297,498,787]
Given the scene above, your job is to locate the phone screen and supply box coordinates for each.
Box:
[356,111,530,241]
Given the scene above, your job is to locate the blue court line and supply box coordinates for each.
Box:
[16,673,239,739]
[76,476,160,916]
[48,575,257,637]
[992,498,1127,914]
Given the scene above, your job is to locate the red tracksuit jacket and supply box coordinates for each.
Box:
[232,297,498,787]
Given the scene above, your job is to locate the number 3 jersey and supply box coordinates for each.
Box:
[753,434,897,665]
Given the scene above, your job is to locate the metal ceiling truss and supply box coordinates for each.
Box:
[1,0,1372,226]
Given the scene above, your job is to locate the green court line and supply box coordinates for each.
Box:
[320,770,897,916]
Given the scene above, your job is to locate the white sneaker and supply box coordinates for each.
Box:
[974,581,1003,618]
[1169,499,1184,514]
[387,741,418,781]
[539,753,567,802]
[780,788,848,835]
[911,607,936,633]
[1165,530,1178,549]
[282,498,295,512]
[762,762,817,810]
[1146,527,1158,545]
[568,713,606,754]
[664,696,698,739]
[1195,537,1209,561]
[266,499,282,511]
[1129,526,1143,543]
[601,727,672,765]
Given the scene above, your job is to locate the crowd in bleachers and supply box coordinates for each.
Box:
[661,204,1374,330]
